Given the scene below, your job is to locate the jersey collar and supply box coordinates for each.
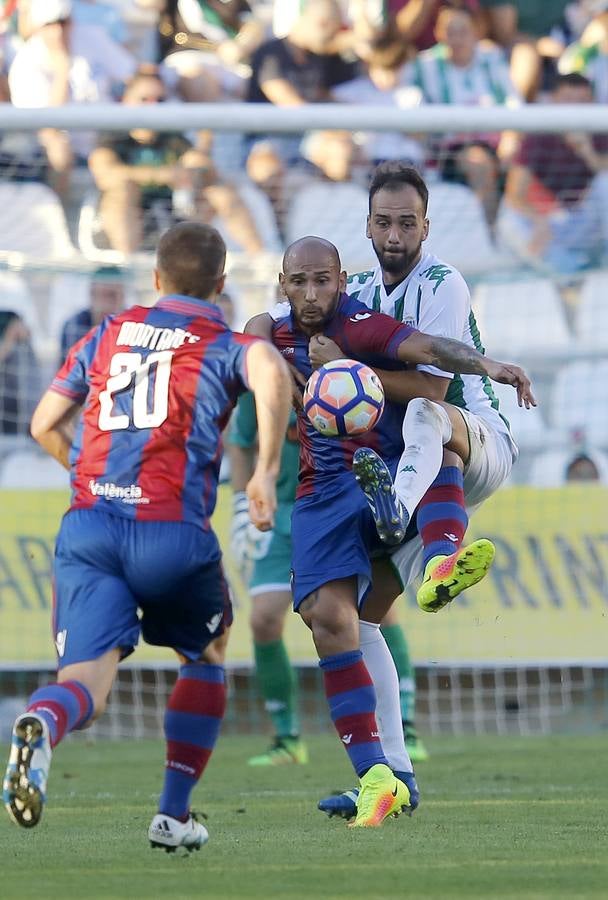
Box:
[156,294,227,323]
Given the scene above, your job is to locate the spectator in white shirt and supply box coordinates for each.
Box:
[407,5,520,224]
[332,31,424,167]
[9,0,136,197]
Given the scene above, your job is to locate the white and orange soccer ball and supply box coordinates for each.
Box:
[303,359,385,438]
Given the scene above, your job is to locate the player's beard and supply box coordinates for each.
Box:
[300,287,342,335]
[372,238,422,278]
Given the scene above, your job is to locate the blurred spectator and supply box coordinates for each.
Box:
[8,0,136,197]
[247,0,356,106]
[88,66,264,254]
[245,140,313,240]
[500,73,608,273]
[529,445,608,486]
[301,129,369,185]
[271,1,482,50]
[410,5,520,223]
[0,0,19,94]
[388,0,482,50]
[284,130,372,266]
[158,1,263,101]
[247,0,357,160]
[71,0,128,45]
[59,265,126,364]
[479,0,571,100]
[559,9,608,103]
[332,31,424,167]
[0,309,39,435]
[565,451,602,482]
[159,1,266,68]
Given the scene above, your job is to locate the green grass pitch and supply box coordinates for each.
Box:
[1,733,607,899]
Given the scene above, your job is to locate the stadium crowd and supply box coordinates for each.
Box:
[0,0,608,480]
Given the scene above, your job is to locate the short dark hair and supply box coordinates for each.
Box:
[553,72,593,93]
[368,162,429,214]
[123,65,164,97]
[156,222,226,298]
[364,29,412,70]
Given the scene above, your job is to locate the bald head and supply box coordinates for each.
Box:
[280,236,345,336]
[283,236,341,273]
[292,0,342,53]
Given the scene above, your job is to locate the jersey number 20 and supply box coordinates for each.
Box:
[98,351,173,431]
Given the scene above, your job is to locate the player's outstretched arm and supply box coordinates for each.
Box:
[397,333,536,408]
[309,334,449,404]
[244,340,292,531]
[30,389,80,470]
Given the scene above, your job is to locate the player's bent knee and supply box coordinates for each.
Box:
[250,609,284,643]
[195,627,230,666]
[299,595,359,655]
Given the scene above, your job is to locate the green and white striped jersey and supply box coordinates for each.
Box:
[408,43,519,107]
[346,253,517,457]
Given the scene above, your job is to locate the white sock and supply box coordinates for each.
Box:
[395,398,453,515]
[359,620,413,774]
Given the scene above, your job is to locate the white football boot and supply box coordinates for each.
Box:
[148,812,209,852]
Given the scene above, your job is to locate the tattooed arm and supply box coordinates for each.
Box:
[397,332,536,408]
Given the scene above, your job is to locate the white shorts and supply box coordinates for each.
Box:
[390,410,517,589]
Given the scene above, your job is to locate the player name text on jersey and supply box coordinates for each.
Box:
[116,321,201,351]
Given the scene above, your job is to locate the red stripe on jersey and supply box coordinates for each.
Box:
[50,384,82,401]
[71,312,149,508]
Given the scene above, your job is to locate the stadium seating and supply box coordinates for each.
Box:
[0,183,77,261]
[425,182,512,275]
[548,360,608,446]
[0,271,40,335]
[490,380,551,450]
[472,278,571,357]
[528,446,608,486]
[47,273,94,351]
[220,178,283,253]
[285,182,375,272]
[575,269,608,349]
[77,190,128,264]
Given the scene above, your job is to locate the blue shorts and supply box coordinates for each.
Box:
[290,476,386,610]
[53,509,232,668]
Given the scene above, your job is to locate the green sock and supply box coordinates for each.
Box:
[381,623,416,724]
[253,639,299,738]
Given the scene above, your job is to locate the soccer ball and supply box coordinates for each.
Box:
[303,359,385,437]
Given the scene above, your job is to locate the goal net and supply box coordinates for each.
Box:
[0,104,606,740]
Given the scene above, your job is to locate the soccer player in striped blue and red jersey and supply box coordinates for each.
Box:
[251,235,533,827]
[2,223,292,851]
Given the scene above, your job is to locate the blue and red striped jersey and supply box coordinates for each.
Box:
[52,294,257,528]
[271,293,417,497]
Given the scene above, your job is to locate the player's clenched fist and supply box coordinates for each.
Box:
[246,468,278,532]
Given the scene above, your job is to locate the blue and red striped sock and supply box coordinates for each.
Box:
[418,466,468,568]
[320,649,388,777]
[159,663,226,821]
[27,680,94,747]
